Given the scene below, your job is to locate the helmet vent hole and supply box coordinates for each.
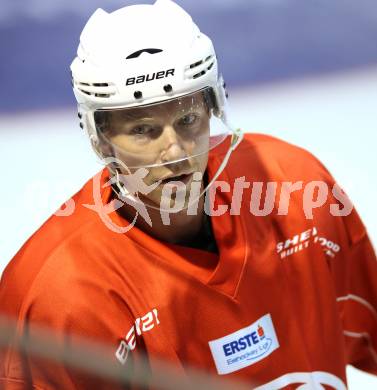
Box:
[73,79,116,98]
[134,91,143,99]
[163,84,173,93]
[193,70,206,79]
[190,60,203,69]
[185,55,216,80]
[79,89,91,96]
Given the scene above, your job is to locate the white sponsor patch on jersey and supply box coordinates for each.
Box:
[208,313,279,375]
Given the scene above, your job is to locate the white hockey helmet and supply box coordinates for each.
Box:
[70,0,242,210]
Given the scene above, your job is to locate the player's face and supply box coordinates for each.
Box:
[104,93,211,208]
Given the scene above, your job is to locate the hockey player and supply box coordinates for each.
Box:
[0,1,376,389]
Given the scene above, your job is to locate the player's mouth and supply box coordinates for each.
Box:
[159,173,193,187]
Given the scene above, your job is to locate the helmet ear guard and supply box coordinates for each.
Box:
[78,105,107,161]
[212,75,228,121]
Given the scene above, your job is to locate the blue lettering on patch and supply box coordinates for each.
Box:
[222,331,262,357]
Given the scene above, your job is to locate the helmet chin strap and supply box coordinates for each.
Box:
[109,128,243,214]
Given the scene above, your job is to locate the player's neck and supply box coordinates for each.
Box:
[115,189,206,245]
[142,196,205,244]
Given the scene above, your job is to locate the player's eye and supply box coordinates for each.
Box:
[130,125,155,136]
[178,113,199,126]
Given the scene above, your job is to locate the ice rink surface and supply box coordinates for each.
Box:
[0,67,376,388]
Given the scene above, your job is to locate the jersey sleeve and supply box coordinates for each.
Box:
[309,152,377,376]
[332,208,377,376]
[0,271,139,389]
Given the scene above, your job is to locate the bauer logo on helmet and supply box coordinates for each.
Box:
[126,68,175,86]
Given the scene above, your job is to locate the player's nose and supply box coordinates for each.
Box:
[159,125,187,163]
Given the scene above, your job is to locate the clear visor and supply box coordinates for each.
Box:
[93,87,230,169]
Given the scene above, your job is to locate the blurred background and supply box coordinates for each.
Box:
[0,0,376,387]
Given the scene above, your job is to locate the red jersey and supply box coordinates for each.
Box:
[0,133,376,389]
